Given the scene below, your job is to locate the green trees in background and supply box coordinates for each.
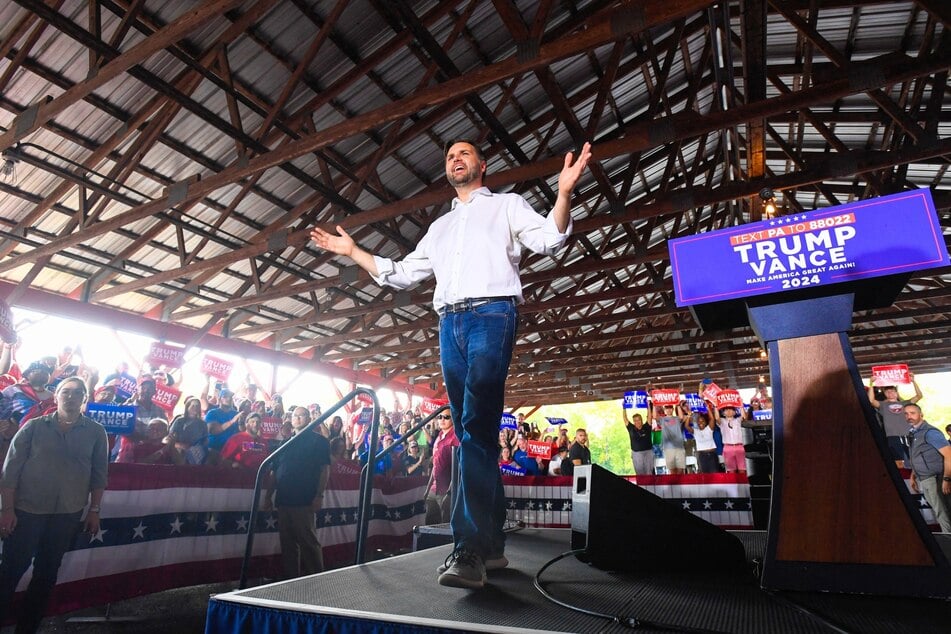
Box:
[524,399,634,476]
[519,371,949,477]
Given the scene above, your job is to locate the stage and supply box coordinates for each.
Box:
[205,528,951,633]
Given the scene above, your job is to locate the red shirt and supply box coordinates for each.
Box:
[220,431,269,470]
[116,437,172,464]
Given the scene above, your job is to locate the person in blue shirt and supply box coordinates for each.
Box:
[205,389,239,463]
[512,436,542,476]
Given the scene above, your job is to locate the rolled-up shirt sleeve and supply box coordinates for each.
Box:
[371,231,436,289]
[508,197,572,256]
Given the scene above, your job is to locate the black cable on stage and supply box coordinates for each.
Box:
[532,549,733,633]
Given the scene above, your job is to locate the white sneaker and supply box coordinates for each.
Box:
[437,548,486,589]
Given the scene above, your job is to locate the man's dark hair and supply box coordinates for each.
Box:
[903,402,922,413]
[443,138,484,162]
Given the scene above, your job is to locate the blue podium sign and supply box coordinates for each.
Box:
[669,190,948,307]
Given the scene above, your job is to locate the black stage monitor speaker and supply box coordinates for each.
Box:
[571,464,748,574]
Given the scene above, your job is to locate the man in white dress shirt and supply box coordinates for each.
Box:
[311,139,590,589]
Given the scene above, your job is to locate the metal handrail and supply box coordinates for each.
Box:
[353,404,449,564]
[238,388,379,589]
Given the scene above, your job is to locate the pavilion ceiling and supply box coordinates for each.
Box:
[0,0,948,406]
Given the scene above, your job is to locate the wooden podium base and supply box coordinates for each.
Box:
[748,294,950,597]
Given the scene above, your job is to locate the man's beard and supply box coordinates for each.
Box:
[446,165,478,187]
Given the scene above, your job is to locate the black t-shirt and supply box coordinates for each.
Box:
[627,422,653,451]
[561,456,574,477]
[273,430,331,507]
[562,443,591,477]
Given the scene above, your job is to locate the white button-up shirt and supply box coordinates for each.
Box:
[371,187,572,311]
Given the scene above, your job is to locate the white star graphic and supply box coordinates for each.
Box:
[89,528,107,544]
[394,510,401,519]
[170,517,184,534]
[724,500,734,509]
[324,513,333,524]
[562,501,572,511]
[545,501,553,511]
[204,516,219,532]
[682,501,691,510]
[768,221,775,226]
[265,516,278,529]
[526,501,535,510]
[703,500,712,509]
[235,517,249,531]
[132,522,147,539]
[509,501,517,509]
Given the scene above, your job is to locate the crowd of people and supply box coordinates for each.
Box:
[613,382,768,477]
[495,415,591,477]
[0,342,449,479]
[1,334,949,625]
[0,338,451,631]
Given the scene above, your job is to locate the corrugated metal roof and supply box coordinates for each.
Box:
[0,0,947,400]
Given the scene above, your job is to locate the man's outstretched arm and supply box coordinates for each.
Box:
[310,225,379,277]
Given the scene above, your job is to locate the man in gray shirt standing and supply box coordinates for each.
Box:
[867,371,922,468]
[0,376,108,633]
[657,404,687,475]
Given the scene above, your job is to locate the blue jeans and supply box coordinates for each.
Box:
[439,299,517,558]
[0,510,83,633]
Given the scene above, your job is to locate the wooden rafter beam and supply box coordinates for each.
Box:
[0,0,720,275]
[1,0,244,151]
[916,0,951,28]
[742,0,767,221]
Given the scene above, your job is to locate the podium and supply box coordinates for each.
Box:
[668,189,951,597]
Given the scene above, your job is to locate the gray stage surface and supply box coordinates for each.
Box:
[209,528,951,633]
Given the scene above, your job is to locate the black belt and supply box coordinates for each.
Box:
[439,296,516,315]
